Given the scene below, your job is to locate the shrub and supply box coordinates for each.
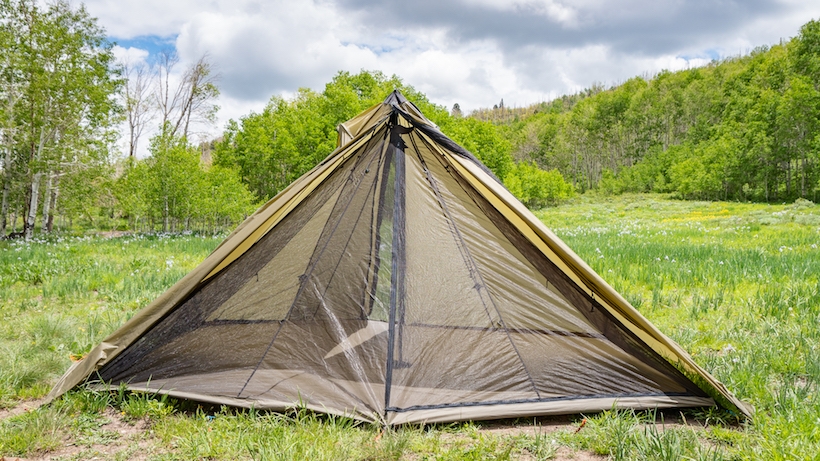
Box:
[505,161,574,208]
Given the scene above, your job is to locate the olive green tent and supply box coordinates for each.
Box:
[48,91,751,424]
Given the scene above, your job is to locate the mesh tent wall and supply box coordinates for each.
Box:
[47,91,752,424]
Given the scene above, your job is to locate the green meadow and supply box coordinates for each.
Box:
[1,194,819,460]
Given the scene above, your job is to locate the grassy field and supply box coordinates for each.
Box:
[1,193,819,460]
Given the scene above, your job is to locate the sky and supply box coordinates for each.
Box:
[86,0,820,150]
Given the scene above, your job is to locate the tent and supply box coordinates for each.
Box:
[48,91,751,424]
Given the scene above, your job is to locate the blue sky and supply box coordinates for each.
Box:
[113,36,177,64]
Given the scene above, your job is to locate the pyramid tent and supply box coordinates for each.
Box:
[48,91,751,424]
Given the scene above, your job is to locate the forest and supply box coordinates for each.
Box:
[1,0,819,238]
[498,18,820,203]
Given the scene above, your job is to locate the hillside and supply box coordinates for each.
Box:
[467,20,820,203]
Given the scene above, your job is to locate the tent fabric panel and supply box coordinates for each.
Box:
[45,119,389,403]
[207,189,341,322]
[228,136,394,415]
[98,323,279,385]
[288,137,389,322]
[385,146,539,410]
[386,395,716,425]
[240,319,387,415]
[409,135,597,333]
[386,326,540,409]
[511,333,695,397]
[119,375,384,423]
[96,133,389,386]
[436,149,709,399]
[337,103,390,148]
[401,143,501,328]
[409,132,707,398]
[443,152,751,417]
[206,118,391,279]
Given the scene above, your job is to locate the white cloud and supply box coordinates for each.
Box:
[111,45,149,66]
[174,4,380,101]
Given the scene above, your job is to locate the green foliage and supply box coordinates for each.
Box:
[445,116,514,180]
[505,161,574,208]
[0,0,121,237]
[213,70,446,201]
[214,70,508,202]
[116,129,256,232]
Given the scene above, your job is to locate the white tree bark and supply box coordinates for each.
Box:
[40,172,52,234]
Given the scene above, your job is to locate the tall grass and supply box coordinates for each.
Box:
[536,194,820,459]
[0,232,221,405]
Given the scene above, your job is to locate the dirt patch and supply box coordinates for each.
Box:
[97,230,132,239]
[0,399,47,422]
[476,416,606,461]
[3,409,165,461]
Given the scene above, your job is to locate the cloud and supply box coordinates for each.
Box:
[334,0,788,54]
[82,0,820,147]
[174,4,380,101]
[111,45,150,66]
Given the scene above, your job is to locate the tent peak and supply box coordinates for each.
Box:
[383,89,407,107]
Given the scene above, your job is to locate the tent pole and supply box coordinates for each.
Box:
[384,113,408,413]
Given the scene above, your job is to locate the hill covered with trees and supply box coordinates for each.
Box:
[494,19,820,203]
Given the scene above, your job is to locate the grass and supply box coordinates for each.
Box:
[0,232,219,406]
[535,194,820,459]
[1,193,820,459]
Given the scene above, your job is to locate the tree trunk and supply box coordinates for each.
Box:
[163,195,169,232]
[801,152,806,198]
[46,174,59,233]
[0,148,11,236]
[24,171,41,239]
[40,173,52,234]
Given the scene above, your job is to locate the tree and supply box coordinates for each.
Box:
[791,19,820,90]
[154,51,219,140]
[445,117,514,180]
[505,161,574,208]
[122,60,153,158]
[214,70,450,201]
[0,0,120,238]
[116,128,255,232]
